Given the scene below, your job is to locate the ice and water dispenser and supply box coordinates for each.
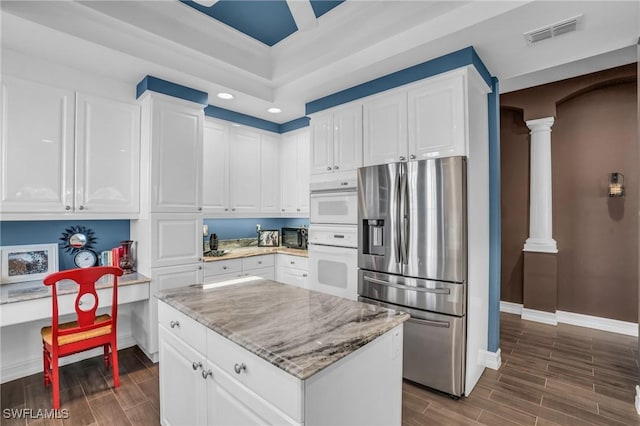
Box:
[362,219,385,256]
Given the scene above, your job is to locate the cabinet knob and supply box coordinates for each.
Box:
[296,208,301,212]
[198,266,202,270]
[333,165,339,170]
[290,261,295,265]
[302,273,308,277]
[198,207,202,211]
[234,363,247,374]
[222,266,228,270]
[326,167,332,171]
[281,209,285,212]
[78,205,85,210]
[170,320,180,329]
[399,156,406,161]
[192,361,202,371]
[232,208,236,212]
[201,369,213,379]
[65,205,71,211]
[258,261,262,265]
[410,154,416,160]
[225,208,229,212]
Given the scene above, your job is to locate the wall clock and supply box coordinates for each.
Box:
[74,250,98,268]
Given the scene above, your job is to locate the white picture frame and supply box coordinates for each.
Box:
[0,243,59,284]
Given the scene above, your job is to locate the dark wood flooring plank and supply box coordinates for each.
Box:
[2,377,25,409]
[109,375,146,411]
[135,377,159,415]
[87,393,130,426]
[75,367,111,401]
[123,401,159,426]
[59,386,94,426]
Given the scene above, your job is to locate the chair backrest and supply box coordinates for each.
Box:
[43,266,123,344]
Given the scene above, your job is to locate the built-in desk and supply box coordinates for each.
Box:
[0,273,150,326]
[0,273,150,383]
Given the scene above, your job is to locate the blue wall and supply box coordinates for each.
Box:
[488,78,501,353]
[0,220,130,271]
[204,218,309,240]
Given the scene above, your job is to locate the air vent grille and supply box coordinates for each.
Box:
[524,14,582,45]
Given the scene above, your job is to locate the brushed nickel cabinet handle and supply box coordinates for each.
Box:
[202,369,213,379]
[65,205,71,211]
[410,154,416,160]
[234,363,246,374]
[326,166,332,171]
[170,320,180,328]
[192,361,202,371]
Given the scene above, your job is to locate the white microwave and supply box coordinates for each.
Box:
[309,191,357,225]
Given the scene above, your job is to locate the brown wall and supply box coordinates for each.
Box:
[500,108,529,304]
[500,64,638,322]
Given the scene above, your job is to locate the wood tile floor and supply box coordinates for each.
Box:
[2,313,639,425]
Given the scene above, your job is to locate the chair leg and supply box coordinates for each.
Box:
[103,344,110,368]
[51,354,60,410]
[42,345,50,387]
[111,340,120,388]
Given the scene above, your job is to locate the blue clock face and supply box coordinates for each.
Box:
[74,250,97,268]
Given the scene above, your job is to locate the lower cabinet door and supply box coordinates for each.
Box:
[244,266,275,281]
[205,361,299,426]
[158,326,207,426]
[277,267,308,289]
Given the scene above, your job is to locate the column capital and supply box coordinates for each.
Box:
[526,117,555,132]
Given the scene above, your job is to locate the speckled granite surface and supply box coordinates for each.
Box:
[156,280,408,380]
[203,246,308,262]
[0,272,150,304]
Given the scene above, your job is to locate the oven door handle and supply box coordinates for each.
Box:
[409,317,451,328]
[363,276,451,294]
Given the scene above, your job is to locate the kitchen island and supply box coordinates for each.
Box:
[156,278,409,425]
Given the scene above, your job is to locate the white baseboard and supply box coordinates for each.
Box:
[499,301,639,337]
[500,301,523,315]
[485,348,502,370]
[556,310,638,337]
[522,308,558,325]
[0,335,137,384]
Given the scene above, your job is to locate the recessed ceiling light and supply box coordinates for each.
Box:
[267,107,282,114]
[217,92,234,100]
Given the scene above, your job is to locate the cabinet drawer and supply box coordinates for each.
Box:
[278,254,308,271]
[204,258,242,277]
[207,329,303,422]
[158,301,206,355]
[242,254,274,271]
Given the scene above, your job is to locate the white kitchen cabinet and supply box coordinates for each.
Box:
[205,255,275,283]
[310,104,362,176]
[277,254,309,289]
[151,214,203,268]
[150,95,203,213]
[363,91,407,166]
[408,71,466,159]
[260,134,280,214]
[158,325,207,426]
[229,128,261,214]
[0,77,140,216]
[280,129,310,215]
[202,120,230,214]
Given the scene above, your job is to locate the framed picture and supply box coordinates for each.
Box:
[258,230,279,247]
[1,244,59,284]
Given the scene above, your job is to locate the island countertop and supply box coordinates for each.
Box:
[156,279,409,380]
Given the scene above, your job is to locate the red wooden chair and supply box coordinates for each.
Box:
[41,266,123,409]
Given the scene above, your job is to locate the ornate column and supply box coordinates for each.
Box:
[524,117,557,253]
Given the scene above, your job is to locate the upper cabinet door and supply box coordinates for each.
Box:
[202,120,229,214]
[229,128,261,214]
[310,113,333,175]
[408,74,466,160]
[151,98,203,213]
[75,93,140,214]
[333,104,362,172]
[1,77,75,213]
[363,91,407,166]
[296,130,310,213]
[279,133,298,214]
[260,133,280,214]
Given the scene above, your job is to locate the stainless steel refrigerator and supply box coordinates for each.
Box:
[357,156,467,397]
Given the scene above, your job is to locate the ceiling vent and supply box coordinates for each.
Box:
[524,14,582,45]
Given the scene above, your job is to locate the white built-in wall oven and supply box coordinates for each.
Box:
[308,181,359,300]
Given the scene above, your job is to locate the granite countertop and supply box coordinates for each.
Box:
[0,272,151,305]
[203,246,308,262]
[156,280,409,380]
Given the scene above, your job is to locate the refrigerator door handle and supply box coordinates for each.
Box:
[363,276,451,294]
[394,170,403,263]
[399,165,409,265]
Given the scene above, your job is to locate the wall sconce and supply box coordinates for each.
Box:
[608,172,625,197]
